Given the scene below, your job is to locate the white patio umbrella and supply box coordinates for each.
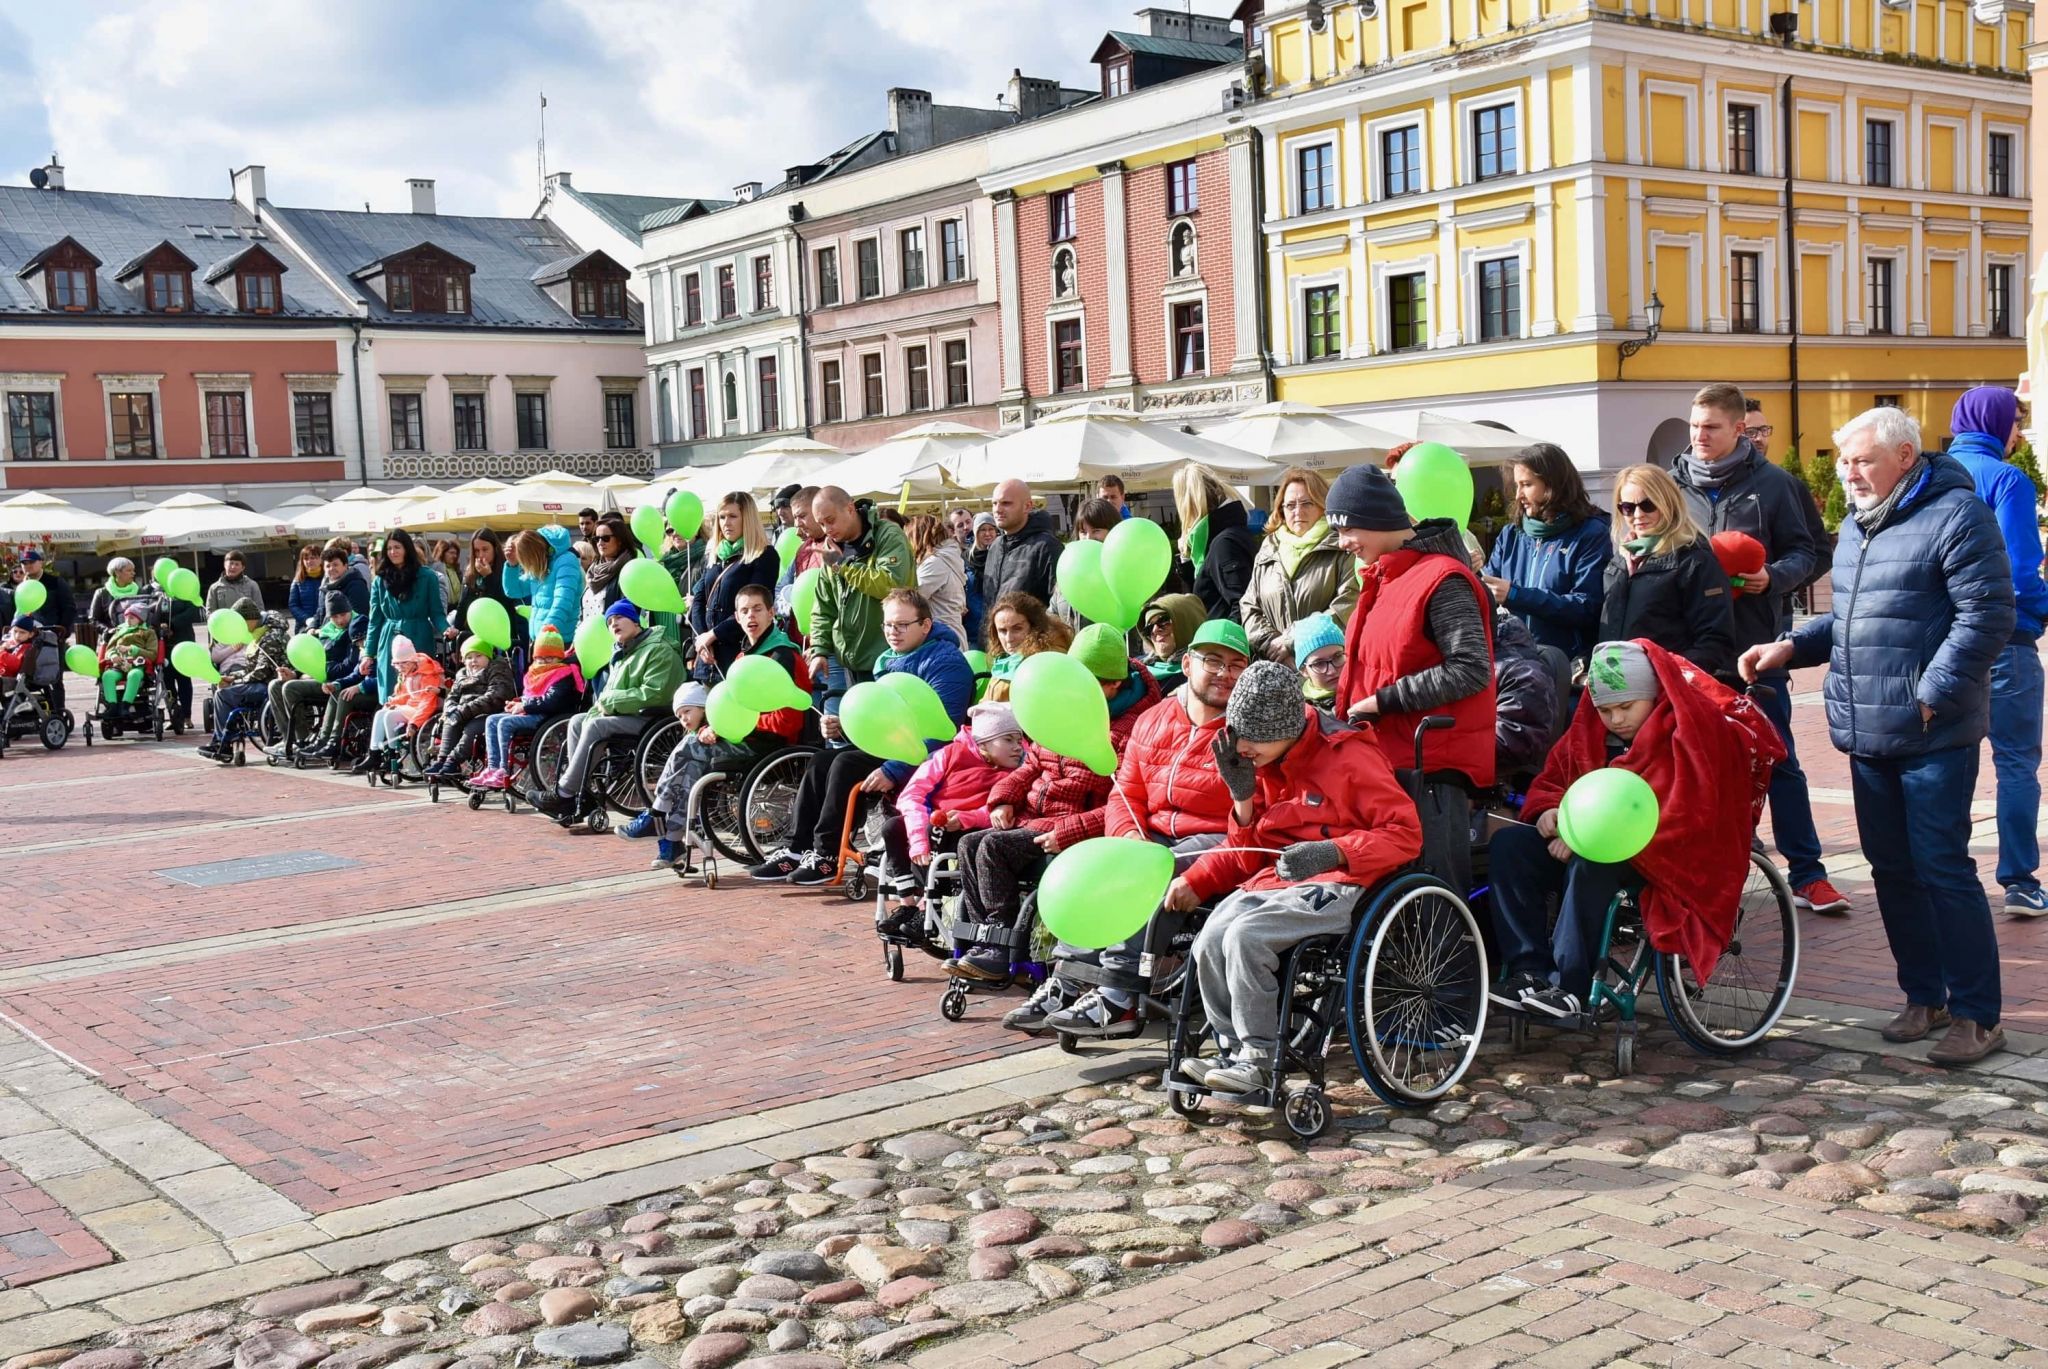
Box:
[260,494,330,524]
[1201,401,1406,472]
[811,421,986,502]
[1394,410,1537,462]
[0,491,134,547]
[401,478,511,531]
[945,403,1280,492]
[362,486,444,534]
[130,493,288,549]
[684,436,843,499]
[462,471,603,530]
[104,498,159,519]
[291,486,393,537]
[592,473,648,512]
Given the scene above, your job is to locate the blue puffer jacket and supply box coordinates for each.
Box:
[1947,430,2048,641]
[1789,452,2014,758]
[1483,512,1612,661]
[875,621,975,784]
[501,524,583,642]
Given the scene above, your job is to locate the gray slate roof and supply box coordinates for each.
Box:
[565,187,728,244]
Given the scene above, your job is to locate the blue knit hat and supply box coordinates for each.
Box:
[604,599,642,622]
[1292,612,1344,668]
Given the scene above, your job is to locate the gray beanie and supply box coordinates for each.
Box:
[1586,640,1660,707]
[1226,660,1308,743]
[1325,464,1411,532]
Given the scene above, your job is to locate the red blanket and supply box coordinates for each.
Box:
[1521,640,1784,979]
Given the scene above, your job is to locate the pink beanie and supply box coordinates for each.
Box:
[390,635,417,663]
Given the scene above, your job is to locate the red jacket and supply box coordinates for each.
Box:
[897,731,1006,858]
[1184,710,1423,901]
[0,635,32,679]
[1104,685,1233,841]
[991,662,1161,850]
[1338,547,1496,787]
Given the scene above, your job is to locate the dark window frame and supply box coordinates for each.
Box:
[688,368,707,436]
[1053,318,1084,392]
[683,272,703,326]
[1472,103,1518,182]
[388,393,424,453]
[1477,257,1522,341]
[388,272,412,312]
[860,353,885,416]
[756,355,780,430]
[1380,125,1422,198]
[205,390,249,457]
[752,255,773,312]
[293,392,334,456]
[111,392,157,458]
[1167,158,1200,216]
[1865,118,1895,188]
[238,271,281,314]
[1868,257,1896,335]
[1728,103,1759,175]
[6,392,59,461]
[1990,262,2016,337]
[515,392,550,450]
[146,268,190,314]
[1388,272,1428,351]
[1304,285,1342,360]
[1048,190,1077,243]
[50,266,94,311]
[944,339,969,407]
[1989,131,2015,197]
[940,219,968,282]
[1297,142,1336,212]
[1171,300,1207,379]
[717,264,737,318]
[1731,251,1762,333]
[815,246,840,307]
[604,392,636,450]
[900,226,927,292]
[452,392,487,451]
[820,359,844,422]
[1104,58,1132,98]
[905,344,931,411]
[856,238,882,299]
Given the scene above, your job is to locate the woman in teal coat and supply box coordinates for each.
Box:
[362,529,446,697]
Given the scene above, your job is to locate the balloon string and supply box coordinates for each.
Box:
[1105,767,1285,860]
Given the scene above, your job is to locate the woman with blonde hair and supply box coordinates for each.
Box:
[1173,462,1259,620]
[689,491,780,673]
[1239,465,1359,662]
[1598,462,1736,676]
[906,514,968,647]
[981,591,1073,702]
[503,524,584,641]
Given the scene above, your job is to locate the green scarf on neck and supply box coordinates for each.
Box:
[107,579,141,599]
[1623,535,1659,558]
[1270,518,1329,578]
[1187,515,1212,572]
[1522,514,1572,542]
[716,537,743,562]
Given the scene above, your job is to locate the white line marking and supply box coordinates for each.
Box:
[0,1010,103,1078]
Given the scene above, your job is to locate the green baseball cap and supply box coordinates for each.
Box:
[1188,619,1251,659]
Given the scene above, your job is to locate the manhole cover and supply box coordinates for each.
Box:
[155,850,361,888]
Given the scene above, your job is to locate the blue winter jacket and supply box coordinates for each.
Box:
[1789,452,2015,758]
[875,621,975,784]
[286,577,324,631]
[501,524,584,642]
[1483,512,1612,661]
[1947,431,2048,641]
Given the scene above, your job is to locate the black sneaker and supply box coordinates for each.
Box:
[1488,971,1549,1012]
[747,848,806,882]
[788,853,839,887]
[1518,981,1583,1021]
[1044,989,1138,1036]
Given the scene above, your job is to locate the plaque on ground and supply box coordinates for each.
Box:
[156,850,361,888]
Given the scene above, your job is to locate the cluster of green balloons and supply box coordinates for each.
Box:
[65,644,99,679]
[13,578,47,617]
[466,598,513,651]
[620,558,687,613]
[1038,837,1176,950]
[706,656,811,743]
[286,633,328,683]
[1053,518,1173,631]
[1392,442,1476,526]
[149,557,203,606]
[1556,767,1661,864]
[170,640,219,685]
[839,673,955,765]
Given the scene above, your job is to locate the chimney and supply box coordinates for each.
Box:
[544,170,573,197]
[231,164,266,211]
[1006,71,1064,122]
[34,153,64,191]
[888,88,935,155]
[408,178,436,215]
[734,181,762,203]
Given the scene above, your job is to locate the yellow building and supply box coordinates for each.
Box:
[1249,0,2031,478]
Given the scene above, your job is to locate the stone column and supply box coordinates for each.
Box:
[993,191,1025,403]
[1101,162,1135,389]
[1227,128,1263,372]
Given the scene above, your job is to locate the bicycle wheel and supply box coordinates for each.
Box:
[636,719,682,810]
[1656,853,1799,1054]
[1346,875,1489,1107]
[739,746,816,861]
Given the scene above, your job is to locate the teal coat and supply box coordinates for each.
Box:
[365,568,445,696]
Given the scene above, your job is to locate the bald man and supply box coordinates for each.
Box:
[806,485,914,740]
[982,479,1061,608]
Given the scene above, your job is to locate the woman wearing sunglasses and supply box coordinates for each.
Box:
[1597,463,1736,678]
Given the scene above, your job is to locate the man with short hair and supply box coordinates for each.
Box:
[802,485,913,736]
[772,484,801,533]
[1741,397,1773,457]
[983,479,1061,606]
[948,506,975,550]
[577,509,601,545]
[1745,405,2014,1066]
[205,550,264,615]
[272,592,365,758]
[531,601,685,824]
[16,549,73,642]
[1097,474,1129,519]
[774,486,828,633]
[321,543,370,617]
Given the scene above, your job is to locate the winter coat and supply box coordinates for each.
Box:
[810,500,914,673]
[1948,430,2048,641]
[897,732,1008,859]
[87,581,147,634]
[915,542,969,649]
[873,622,976,784]
[740,629,808,742]
[1182,709,1424,900]
[987,662,1162,850]
[1483,512,1612,662]
[441,655,517,732]
[501,524,584,642]
[432,562,463,619]
[385,655,445,729]
[22,572,74,634]
[1789,452,2015,757]
[1104,684,1232,841]
[518,668,584,719]
[692,543,782,671]
[204,572,263,616]
[222,614,290,688]
[286,576,324,631]
[365,567,446,698]
[99,620,158,669]
[1599,537,1737,679]
[317,614,368,678]
[1672,441,1819,653]
[982,508,1062,607]
[1240,522,1361,663]
[1191,501,1261,622]
[163,594,203,647]
[1492,611,1560,780]
[592,628,686,718]
[323,565,371,618]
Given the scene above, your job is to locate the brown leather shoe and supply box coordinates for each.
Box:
[1927,1018,2007,1067]
[1880,1004,1951,1043]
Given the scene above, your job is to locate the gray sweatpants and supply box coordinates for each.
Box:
[558,713,646,797]
[651,736,748,818]
[1053,832,1224,1006]
[1193,882,1366,1061]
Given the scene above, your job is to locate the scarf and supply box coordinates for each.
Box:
[587,552,626,596]
[990,652,1022,681]
[1623,535,1659,559]
[716,537,744,562]
[1186,515,1211,572]
[1677,443,1753,492]
[1522,514,1572,542]
[523,660,583,698]
[1852,454,1927,534]
[107,579,141,599]
[1271,518,1330,578]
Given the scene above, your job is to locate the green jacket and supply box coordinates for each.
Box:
[809,501,912,673]
[594,628,685,717]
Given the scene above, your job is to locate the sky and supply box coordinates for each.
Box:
[0,0,1139,216]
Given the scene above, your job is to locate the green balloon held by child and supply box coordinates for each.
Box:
[170,640,221,685]
[1037,838,1176,949]
[1556,768,1660,865]
[65,644,100,679]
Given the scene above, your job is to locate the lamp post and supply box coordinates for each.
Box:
[1617,291,1665,379]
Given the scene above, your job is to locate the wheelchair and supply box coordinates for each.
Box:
[737,744,822,863]
[872,845,964,982]
[417,719,487,803]
[926,855,1053,1022]
[1038,893,1211,1054]
[83,634,172,746]
[0,631,72,752]
[538,709,669,833]
[495,712,575,814]
[202,686,282,767]
[672,738,804,888]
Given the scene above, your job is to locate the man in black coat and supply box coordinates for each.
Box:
[983,479,1061,607]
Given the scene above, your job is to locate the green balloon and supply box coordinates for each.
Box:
[573,613,615,674]
[13,579,46,617]
[1011,650,1116,776]
[792,566,824,630]
[1556,767,1661,865]
[466,597,512,651]
[630,503,667,555]
[839,680,927,765]
[666,488,705,541]
[619,558,687,613]
[65,644,100,679]
[167,568,202,606]
[725,654,810,713]
[1055,540,1132,630]
[1037,837,1176,950]
[878,670,956,742]
[208,607,252,645]
[1101,518,1172,624]
[170,640,221,685]
[705,681,758,743]
[964,649,990,677]
[151,556,178,589]
[516,604,533,619]
[1391,441,1475,526]
[286,632,328,682]
[775,526,802,566]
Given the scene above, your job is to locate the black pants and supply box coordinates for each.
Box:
[958,827,1049,929]
[438,714,489,760]
[791,749,882,856]
[879,818,958,894]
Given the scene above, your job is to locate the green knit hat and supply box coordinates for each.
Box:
[1070,623,1130,681]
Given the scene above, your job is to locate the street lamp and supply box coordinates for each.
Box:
[1617,291,1665,378]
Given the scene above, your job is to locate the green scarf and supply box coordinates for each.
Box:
[1523,514,1572,542]
[990,652,1022,681]
[107,579,141,599]
[716,537,743,562]
[745,625,800,658]
[1270,518,1329,578]
[1623,535,1659,558]
[1186,515,1211,572]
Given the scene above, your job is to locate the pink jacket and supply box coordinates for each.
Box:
[896,731,1006,859]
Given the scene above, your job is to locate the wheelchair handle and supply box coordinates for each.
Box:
[1413,714,1455,771]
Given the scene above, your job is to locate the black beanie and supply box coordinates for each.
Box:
[1326,465,1411,532]
[324,591,352,617]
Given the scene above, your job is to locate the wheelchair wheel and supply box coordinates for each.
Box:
[739,746,816,861]
[526,715,572,794]
[940,987,968,1021]
[411,726,440,775]
[599,739,646,817]
[699,774,754,865]
[467,790,484,811]
[843,863,870,903]
[1346,875,1489,1107]
[635,719,681,811]
[1615,1023,1638,1076]
[1656,853,1799,1055]
[1282,1087,1331,1141]
[885,942,904,982]
[585,806,612,835]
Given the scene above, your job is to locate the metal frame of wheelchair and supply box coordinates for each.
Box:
[82,656,178,746]
[203,691,283,767]
[671,740,817,888]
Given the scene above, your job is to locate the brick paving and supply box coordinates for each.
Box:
[0,1163,111,1289]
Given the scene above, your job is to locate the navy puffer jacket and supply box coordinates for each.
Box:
[1483,512,1611,661]
[1789,452,2014,758]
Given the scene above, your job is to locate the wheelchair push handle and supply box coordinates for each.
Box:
[1406,714,1456,808]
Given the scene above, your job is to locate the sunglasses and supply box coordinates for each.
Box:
[1617,499,1659,518]
[596,533,618,544]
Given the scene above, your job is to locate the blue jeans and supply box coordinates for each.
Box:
[1755,671,1826,887]
[1988,638,2043,891]
[211,682,268,744]
[1851,746,2002,1027]
[483,711,540,770]
[1487,821,1640,1001]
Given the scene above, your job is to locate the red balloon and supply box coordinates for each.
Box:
[1711,531,1766,591]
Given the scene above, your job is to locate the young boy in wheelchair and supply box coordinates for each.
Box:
[1488,638,1783,1021]
[1165,661,1423,1097]
[423,637,516,779]
[878,701,1027,940]
[201,600,288,761]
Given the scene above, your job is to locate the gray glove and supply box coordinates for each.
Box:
[1211,728,1257,802]
[1276,840,1343,881]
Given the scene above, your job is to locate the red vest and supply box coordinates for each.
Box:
[1339,548,1497,787]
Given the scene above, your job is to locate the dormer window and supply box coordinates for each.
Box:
[239,271,280,313]
[574,279,599,316]
[601,281,625,317]
[51,265,93,310]
[1105,59,1132,98]
[548,250,632,321]
[114,241,198,315]
[148,269,189,313]
[445,273,468,314]
[390,272,414,312]
[356,243,475,317]
[20,237,102,312]
[204,243,290,316]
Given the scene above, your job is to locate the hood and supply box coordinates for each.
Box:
[1005,508,1055,543]
[1209,500,1249,537]
[1897,450,1976,513]
[1951,386,2019,440]
[1144,593,1208,655]
[1404,519,1470,565]
[539,524,576,556]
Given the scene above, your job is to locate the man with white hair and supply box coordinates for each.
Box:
[1743,405,2014,1066]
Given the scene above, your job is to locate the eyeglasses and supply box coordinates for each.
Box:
[1189,652,1246,675]
[1744,425,1773,439]
[1279,499,1323,514]
[1303,656,1343,677]
[882,617,928,632]
[1617,499,1659,518]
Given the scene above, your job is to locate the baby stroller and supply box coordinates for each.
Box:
[0,627,72,752]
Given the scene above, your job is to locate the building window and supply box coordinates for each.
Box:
[1167,159,1199,216]
[1990,132,2015,197]
[1991,263,2017,337]
[1388,272,1428,351]
[722,372,738,423]
[752,255,773,312]
[1054,319,1084,392]
[1297,143,1335,213]
[1478,258,1522,340]
[5,393,58,461]
[51,267,93,311]
[856,239,882,299]
[203,391,249,457]
[516,393,550,450]
[293,393,334,455]
[1170,222,1196,278]
[111,392,156,457]
[1049,190,1076,243]
[1728,104,1759,175]
[1472,104,1518,182]
[820,359,844,422]
[1867,258,1895,335]
[900,226,927,292]
[717,264,737,318]
[688,368,708,436]
[1865,119,1894,187]
[1731,252,1762,333]
[684,272,703,326]
[1304,285,1341,360]
[573,279,598,316]
[1052,247,1078,299]
[757,356,780,430]
[605,392,636,449]
[239,272,280,313]
[603,280,626,318]
[1104,58,1131,98]
[944,339,969,407]
[906,345,931,410]
[452,392,487,450]
[1172,301,1207,379]
[940,220,968,282]
[861,353,885,416]
[1874,394,1902,409]
[388,272,413,312]
[147,269,189,313]
[388,394,423,452]
[445,274,470,315]
[815,247,840,307]
[1380,126,1421,198]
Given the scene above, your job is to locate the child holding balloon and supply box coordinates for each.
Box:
[97,600,158,718]
[878,701,1029,937]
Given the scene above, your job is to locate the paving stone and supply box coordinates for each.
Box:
[530,1324,630,1365]
[245,1281,368,1321]
[232,1331,328,1369]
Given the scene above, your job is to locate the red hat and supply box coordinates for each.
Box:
[1711,532,1766,592]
